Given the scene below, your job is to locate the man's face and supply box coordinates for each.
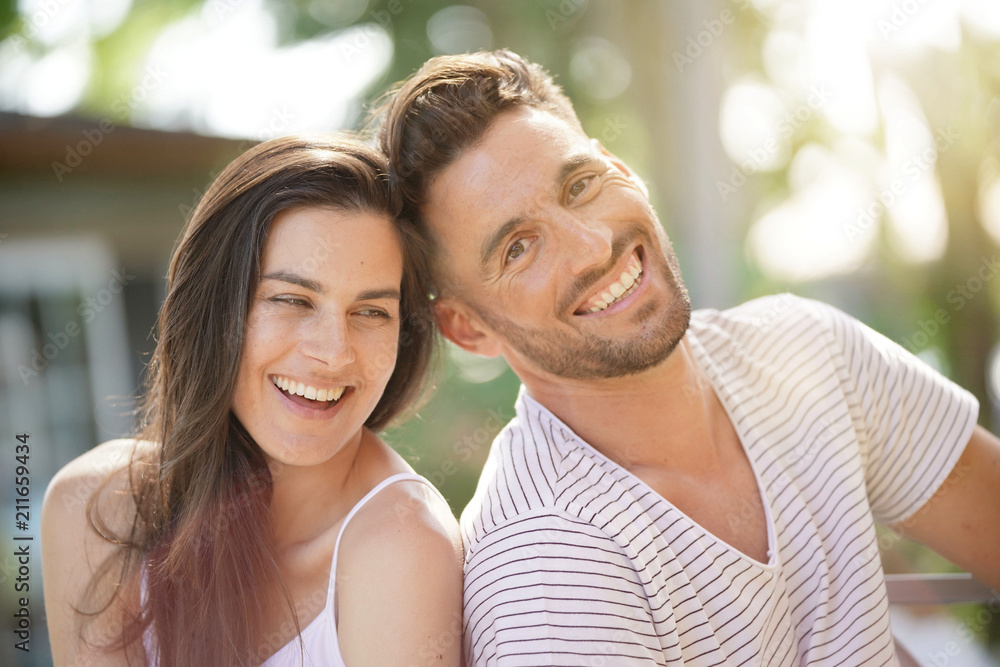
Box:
[423,106,691,381]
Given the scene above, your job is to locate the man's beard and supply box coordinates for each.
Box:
[468,227,692,381]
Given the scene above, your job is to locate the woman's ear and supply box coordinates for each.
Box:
[433,298,504,358]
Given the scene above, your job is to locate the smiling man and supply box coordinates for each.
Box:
[378,50,1000,666]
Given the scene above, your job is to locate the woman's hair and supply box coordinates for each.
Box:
[82,135,435,666]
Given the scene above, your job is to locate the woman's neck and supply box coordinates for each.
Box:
[267,429,368,550]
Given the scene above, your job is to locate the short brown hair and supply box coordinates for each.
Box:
[376,49,581,213]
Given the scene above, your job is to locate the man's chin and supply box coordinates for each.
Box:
[514,304,691,381]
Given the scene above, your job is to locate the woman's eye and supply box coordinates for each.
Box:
[270,296,309,307]
[358,308,391,319]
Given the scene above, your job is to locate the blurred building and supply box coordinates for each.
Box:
[0,111,243,665]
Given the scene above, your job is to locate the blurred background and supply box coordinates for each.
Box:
[2,0,1000,664]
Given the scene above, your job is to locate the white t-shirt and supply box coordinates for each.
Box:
[461,295,978,666]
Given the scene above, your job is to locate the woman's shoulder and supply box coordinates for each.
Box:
[42,438,153,666]
[345,434,462,565]
[44,438,153,520]
[338,429,463,580]
[334,436,464,664]
[48,437,148,480]
[353,476,461,552]
[42,438,159,569]
[42,438,156,567]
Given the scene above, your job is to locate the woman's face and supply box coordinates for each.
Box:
[231,206,404,468]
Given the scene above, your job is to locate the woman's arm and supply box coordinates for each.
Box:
[42,439,144,667]
[337,480,464,666]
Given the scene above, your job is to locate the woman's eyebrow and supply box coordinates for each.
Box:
[261,271,324,294]
[356,288,401,301]
[263,274,401,302]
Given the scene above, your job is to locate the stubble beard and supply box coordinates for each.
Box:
[468,230,692,381]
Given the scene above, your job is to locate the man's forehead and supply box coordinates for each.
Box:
[425,107,593,225]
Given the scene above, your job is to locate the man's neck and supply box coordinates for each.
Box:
[517,335,730,474]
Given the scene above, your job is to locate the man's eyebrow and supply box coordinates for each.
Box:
[479,153,600,270]
[480,216,526,269]
[556,152,599,191]
[261,271,324,294]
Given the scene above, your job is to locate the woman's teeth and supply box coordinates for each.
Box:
[588,256,643,313]
[271,375,346,402]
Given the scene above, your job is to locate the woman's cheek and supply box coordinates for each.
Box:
[361,328,400,385]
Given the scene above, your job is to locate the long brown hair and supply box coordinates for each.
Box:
[82,135,435,665]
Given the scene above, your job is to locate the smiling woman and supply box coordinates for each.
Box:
[39,135,463,667]
[233,207,405,469]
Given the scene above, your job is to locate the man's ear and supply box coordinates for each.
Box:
[592,138,649,199]
[433,298,504,358]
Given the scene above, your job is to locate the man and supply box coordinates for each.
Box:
[377,50,1000,665]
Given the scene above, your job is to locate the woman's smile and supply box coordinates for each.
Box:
[270,373,353,417]
[231,206,404,466]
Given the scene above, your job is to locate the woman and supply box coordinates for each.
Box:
[41,136,464,666]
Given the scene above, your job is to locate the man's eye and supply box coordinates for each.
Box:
[568,177,590,199]
[507,239,528,261]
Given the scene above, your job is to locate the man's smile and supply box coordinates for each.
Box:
[575,249,644,315]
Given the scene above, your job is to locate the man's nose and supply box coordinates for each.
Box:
[552,210,614,276]
[299,313,355,369]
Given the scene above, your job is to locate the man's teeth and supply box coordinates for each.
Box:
[271,375,346,402]
[588,256,643,313]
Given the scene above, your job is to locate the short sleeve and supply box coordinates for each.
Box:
[815,299,979,525]
[462,509,666,666]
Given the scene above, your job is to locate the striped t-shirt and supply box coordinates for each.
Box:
[460,295,978,666]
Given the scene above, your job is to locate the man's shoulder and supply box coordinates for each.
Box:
[458,394,620,554]
[459,410,556,545]
[683,294,871,400]
[693,292,832,330]
[690,293,850,349]
[461,501,625,571]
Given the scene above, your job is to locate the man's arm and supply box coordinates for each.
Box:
[807,298,994,584]
[890,425,1000,590]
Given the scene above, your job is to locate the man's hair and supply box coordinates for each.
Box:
[376,48,582,216]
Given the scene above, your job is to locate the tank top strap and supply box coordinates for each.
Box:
[327,472,441,613]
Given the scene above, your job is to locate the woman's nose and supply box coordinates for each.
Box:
[299,314,355,369]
